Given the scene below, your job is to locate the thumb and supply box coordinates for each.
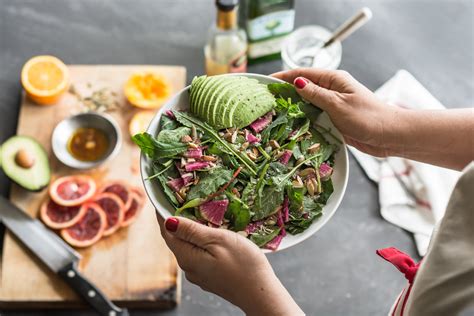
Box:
[293,77,335,112]
[164,216,223,249]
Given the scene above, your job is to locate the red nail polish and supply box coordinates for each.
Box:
[294,77,308,89]
[165,217,179,232]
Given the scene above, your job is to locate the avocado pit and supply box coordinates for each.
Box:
[15,148,35,169]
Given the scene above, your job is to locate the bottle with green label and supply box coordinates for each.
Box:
[239,0,295,64]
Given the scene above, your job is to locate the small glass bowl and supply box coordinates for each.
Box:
[282,25,342,70]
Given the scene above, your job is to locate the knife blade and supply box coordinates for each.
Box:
[0,196,128,316]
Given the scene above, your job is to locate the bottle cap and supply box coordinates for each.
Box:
[216,0,238,12]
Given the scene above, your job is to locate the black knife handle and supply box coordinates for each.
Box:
[58,262,129,316]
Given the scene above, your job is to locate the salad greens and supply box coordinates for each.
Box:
[133,76,338,251]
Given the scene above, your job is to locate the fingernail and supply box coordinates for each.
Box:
[165,217,179,232]
[294,77,309,89]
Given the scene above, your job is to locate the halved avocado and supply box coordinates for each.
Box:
[0,136,51,191]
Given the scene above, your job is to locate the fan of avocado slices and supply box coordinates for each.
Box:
[133,76,340,251]
[0,136,51,191]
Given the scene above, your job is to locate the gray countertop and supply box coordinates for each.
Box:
[0,0,472,315]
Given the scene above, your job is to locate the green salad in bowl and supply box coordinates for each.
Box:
[134,74,348,251]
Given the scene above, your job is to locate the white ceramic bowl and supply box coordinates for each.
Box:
[141,73,349,252]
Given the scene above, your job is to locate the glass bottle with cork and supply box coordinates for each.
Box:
[205,0,248,76]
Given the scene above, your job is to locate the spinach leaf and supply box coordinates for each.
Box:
[303,196,322,212]
[241,180,256,206]
[226,194,251,231]
[133,127,191,159]
[286,211,323,235]
[267,162,288,177]
[250,227,281,247]
[268,83,304,103]
[160,114,179,131]
[300,103,322,123]
[252,184,285,220]
[287,186,305,213]
[187,167,233,200]
[286,198,323,235]
[317,178,334,204]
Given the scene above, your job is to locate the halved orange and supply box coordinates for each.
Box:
[124,72,171,109]
[129,110,155,137]
[21,55,70,105]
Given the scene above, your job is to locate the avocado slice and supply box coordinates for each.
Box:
[208,77,240,127]
[194,76,218,120]
[190,76,205,113]
[221,78,254,128]
[202,77,229,126]
[199,76,223,123]
[0,136,51,191]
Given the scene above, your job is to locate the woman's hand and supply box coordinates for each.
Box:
[273,68,403,157]
[273,68,472,170]
[157,215,304,316]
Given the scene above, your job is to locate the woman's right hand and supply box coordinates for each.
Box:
[273,68,404,157]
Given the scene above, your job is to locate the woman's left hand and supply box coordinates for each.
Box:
[157,215,304,316]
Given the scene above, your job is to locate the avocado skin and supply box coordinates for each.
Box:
[189,75,275,130]
[0,136,51,192]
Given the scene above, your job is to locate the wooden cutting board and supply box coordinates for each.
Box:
[0,65,186,309]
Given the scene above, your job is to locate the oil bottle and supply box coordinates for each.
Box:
[205,0,248,76]
[239,0,295,64]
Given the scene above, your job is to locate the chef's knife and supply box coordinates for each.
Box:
[0,196,128,316]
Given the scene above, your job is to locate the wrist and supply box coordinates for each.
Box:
[236,271,303,316]
[381,106,413,157]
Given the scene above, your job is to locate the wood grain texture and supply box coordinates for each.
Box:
[0,65,186,309]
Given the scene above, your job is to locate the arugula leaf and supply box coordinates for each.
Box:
[317,178,334,204]
[173,111,257,175]
[275,97,305,118]
[272,153,321,189]
[156,174,179,208]
[268,82,323,122]
[175,198,202,214]
[252,184,285,220]
[226,193,251,231]
[250,227,281,247]
[261,110,288,143]
[187,167,233,200]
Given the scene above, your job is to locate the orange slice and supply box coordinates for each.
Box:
[124,72,171,109]
[129,111,155,137]
[21,55,70,105]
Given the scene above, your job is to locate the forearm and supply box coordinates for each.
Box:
[236,272,304,316]
[387,108,473,170]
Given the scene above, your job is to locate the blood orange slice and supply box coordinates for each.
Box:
[50,175,96,206]
[122,190,145,227]
[40,198,86,229]
[61,203,106,248]
[94,192,125,236]
[99,181,132,210]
